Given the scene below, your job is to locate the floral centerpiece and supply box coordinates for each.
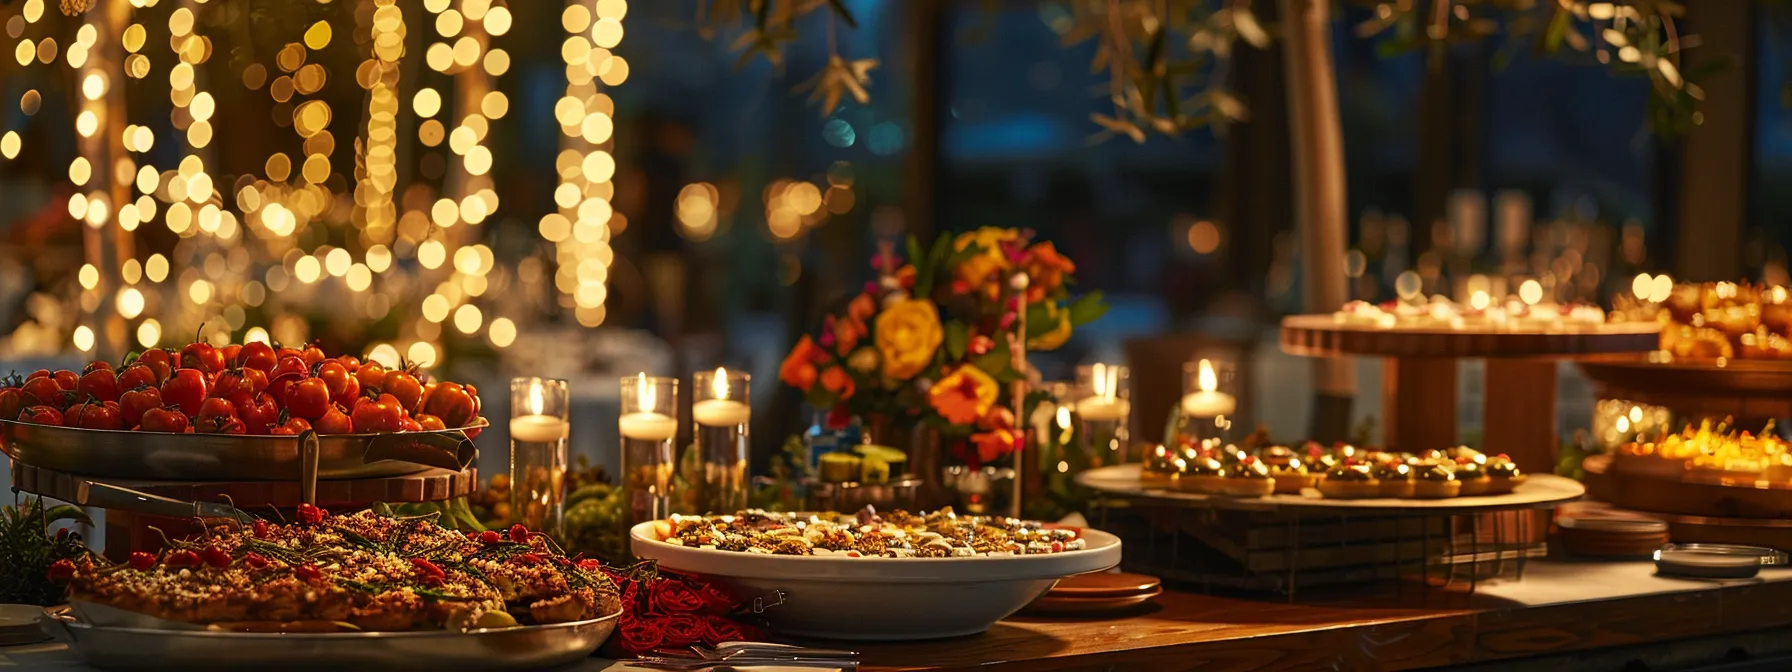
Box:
[780,228,1106,469]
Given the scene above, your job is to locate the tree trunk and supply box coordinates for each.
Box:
[1279,0,1356,441]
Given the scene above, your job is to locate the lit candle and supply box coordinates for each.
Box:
[1180,359,1237,417]
[1075,362,1130,421]
[510,381,569,442]
[619,373,677,440]
[692,367,751,427]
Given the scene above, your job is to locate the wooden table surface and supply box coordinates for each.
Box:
[851,561,1792,671]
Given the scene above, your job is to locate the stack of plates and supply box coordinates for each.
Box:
[1022,572,1162,616]
[0,604,48,646]
[1558,505,1670,558]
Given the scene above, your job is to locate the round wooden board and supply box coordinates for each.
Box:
[1583,454,1792,519]
[1279,314,1660,359]
[9,461,477,509]
[1579,353,1792,420]
[1073,464,1584,514]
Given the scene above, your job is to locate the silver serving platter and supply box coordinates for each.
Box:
[0,419,481,481]
[40,605,619,672]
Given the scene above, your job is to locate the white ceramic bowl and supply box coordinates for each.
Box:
[630,521,1122,640]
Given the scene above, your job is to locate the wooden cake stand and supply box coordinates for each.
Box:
[11,461,476,559]
[1581,454,1792,550]
[1578,353,1792,423]
[1280,315,1659,474]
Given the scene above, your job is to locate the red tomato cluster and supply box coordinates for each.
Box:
[1,340,483,437]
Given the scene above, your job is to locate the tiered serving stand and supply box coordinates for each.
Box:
[1076,464,1585,596]
[1580,353,1792,550]
[1,420,480,559]
[1279,315,1660,474]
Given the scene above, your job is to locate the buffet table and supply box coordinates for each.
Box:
[8,560,1792,671]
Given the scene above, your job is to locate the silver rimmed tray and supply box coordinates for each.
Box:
[0,419,481,481]
[40,605,619,672]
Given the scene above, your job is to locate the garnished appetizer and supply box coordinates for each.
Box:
[1484,455,1526,494]
[1316,464,1379,499]
[1175,455,1227,494]
[1372,460,1413,498]
[1266,458,1314,495]
[1410,462,1461,499]
[1453,457,1491,496]
[62,507,617,631]
[651,508,1084,557]
[1217,457,1274,497]
[1301,441,1337,473]
[1139,443,1181,489]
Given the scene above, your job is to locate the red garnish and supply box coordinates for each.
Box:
[252,519,270,538]
[296,503,328,525]
[478,530,502,545]
[576,559,600,571]
[127,552,156,570]
[293,564,322,581]
[165,550,202,568]
[243,552,270,569]
[409,557,446,581]
[508,524,531,543]
[47,559,76,582]
[465,531,479,541]
[200,546,232,568]
[516,552,544,566]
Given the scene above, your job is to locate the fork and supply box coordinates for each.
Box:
[693,641,859,660]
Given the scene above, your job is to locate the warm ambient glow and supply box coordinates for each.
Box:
[712,366,729,400]
[636,373,655,413]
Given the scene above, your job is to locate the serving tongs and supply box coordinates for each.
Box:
[62,479,250,522]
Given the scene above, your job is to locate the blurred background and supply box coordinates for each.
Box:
[0,0,1782,476]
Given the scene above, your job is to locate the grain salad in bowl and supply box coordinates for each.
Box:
[647,507,1087,558]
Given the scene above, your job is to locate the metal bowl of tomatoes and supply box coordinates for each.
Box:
[0,341,486,481]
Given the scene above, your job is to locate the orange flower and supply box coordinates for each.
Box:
[847,293,877,323]
[971,428,1021,465]
[895,265,917,290]
[928,364,998,426]
[820,366,855,400]
[1023,242,1075,302]
[780,336,820,390]
[832,315,864,354]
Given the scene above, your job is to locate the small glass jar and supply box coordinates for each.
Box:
[509,377,570,536]
[618,374,679,526]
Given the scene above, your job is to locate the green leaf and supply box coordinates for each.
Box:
[970,337,1011,380]
[1066,291,1109,326]
[906,235,931,297]
[944,321,969,361]
[42,505,94,528]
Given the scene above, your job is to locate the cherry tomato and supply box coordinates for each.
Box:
[221,345,242,367]
[139,406,190,433]
[134,349,174,383]
[71,401,122,430]
[180,340,225,374]
[195,397,241,434]
[315,361,359,408]
[22,377,67,407]
[211,369,251,398]
[82,361,113,374]
[382,370,424,413]
[270,416,313,435]
[60,402,88,427]
[160,368,210,416]
[20,405,62,426]
[230,391,280,435]
[24,369,49,382]
[399,415,422,432]
[283,377,332,421]
[314,404,354,434]
[266,356,307,401]
[118,387,162,427]
[414,413,447,431]
[0,388,26,421]
[422,382,477,428]
[116,364,158,391]
[352,394,405,433]
[300,345,326,367]
[337,354,360,370]
[355,362,387,393]
[238,341,278,373]
[51,370,79,391]
[76,369,119,404]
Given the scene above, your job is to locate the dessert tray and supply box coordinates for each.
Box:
[0,419,481,482]
[41,605,618,672]
[1075,464,1585,514]
[629,510,1122,640]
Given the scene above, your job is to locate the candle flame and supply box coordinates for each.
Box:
[1055,405,1071,430]
[1092,363,1108,398]
[712,367,729,400]
[636,373,654,414]
[528,380,544,416]
[1198,359,1217,393]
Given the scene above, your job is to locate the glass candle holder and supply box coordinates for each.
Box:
[619,374,679,526]
[1073,363,1130,466]
[510,378,570,537]
[692,367,750,514]
[1179,358,1238,444]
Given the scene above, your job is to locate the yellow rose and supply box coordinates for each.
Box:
[875,299,943,380]
[952,228,1020,287]
[1027,302,1073,351]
